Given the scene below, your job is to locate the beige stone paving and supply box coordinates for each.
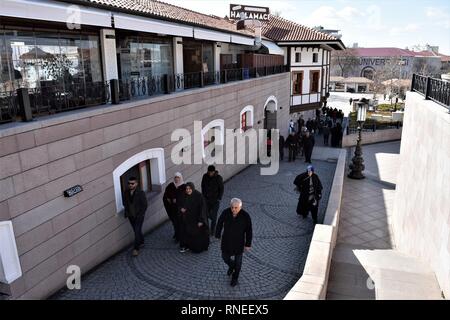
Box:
[326,141,443,300]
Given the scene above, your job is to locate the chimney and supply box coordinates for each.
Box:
[236,13,262,50]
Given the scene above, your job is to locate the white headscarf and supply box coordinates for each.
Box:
[174,172,184,188]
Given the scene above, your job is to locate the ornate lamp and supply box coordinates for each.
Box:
[348,102,367,179]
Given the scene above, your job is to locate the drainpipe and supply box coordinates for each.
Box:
[236,13,262,50]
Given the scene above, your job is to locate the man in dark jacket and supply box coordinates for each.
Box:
[294,165,323,224]
[285,132,298,162]
[215,198,252,287]
[303,131,315,163]
[201,165,224,236]
[122,177,148,257]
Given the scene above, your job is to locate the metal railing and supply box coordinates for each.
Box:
[346,119,402,135]
[1,65,288,125]
[118,65,288,101]
[411,73,450,110]
[0,89,18,124]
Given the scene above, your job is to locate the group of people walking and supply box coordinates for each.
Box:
[281,119,316,163]
[122,165,253,287]
[162,166,252,287]
[122,109,331,288]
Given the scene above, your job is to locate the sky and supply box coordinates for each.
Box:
[163,0,450,54]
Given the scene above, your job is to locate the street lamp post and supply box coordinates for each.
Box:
[348,102,367,179]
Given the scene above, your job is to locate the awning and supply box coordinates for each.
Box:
[1,0,112,28]
[261,40,284,55]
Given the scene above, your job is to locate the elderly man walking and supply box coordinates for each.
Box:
[215,198,253,287]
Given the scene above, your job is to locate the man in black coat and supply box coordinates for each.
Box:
[122,176,148,257]
[285,132,298,162]
[215,198,252,287]
[294,165,323,224]
[201,165,224,236]
[303,131,315,163]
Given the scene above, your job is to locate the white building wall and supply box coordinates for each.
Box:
[392,91,450,298]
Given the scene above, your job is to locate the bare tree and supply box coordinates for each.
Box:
[412,57,441,76]
[331,49,359,77]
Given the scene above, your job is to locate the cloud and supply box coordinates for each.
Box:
[425,6,450,29]
[301,5,363,28]
[389,23,420,36]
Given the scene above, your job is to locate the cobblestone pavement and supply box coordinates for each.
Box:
[52,159,336,300]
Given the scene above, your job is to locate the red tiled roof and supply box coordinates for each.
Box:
[259,15,339,42]
[65,0,254,36]
[348,47,416,57]
[348,47,450,61]
[60,1,341,45]
[412,50,450,62]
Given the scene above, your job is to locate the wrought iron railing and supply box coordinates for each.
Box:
[29,81,110,116]
[0,89,18,124]
[347,119,402,135]
[411,73,450,110]
[1,65,288,125]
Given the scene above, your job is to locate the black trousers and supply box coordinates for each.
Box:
[304,147,313,163]
[323,134,329,146]
[128,215,145,250]
[206,200,220,235]
[288,145,296,161]
[222,251,243,279]
[300,202,319,223]
[165,205,180,240]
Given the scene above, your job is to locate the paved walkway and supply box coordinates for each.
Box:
[326,141,443,300]
[52,159,336,300]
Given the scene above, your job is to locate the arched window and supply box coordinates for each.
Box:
[201,119,224,158]
[113,148,166,213]
[239,105,254,131]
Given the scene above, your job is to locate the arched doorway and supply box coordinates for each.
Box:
[361,66,375,80]
[113,148,166,214]
[263,96,278,131]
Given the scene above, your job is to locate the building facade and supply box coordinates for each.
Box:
[0,0,338,299]
[331,47,448,80]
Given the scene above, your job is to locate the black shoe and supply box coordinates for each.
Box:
[227,267,234,276]
[230,278,238,287]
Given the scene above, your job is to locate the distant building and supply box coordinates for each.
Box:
[331,47,449,80]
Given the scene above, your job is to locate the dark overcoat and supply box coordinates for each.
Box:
[293,172,323,215]
[215,208,252,255]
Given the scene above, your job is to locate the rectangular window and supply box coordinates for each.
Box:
[310,70,320,93]
[313,53,319,63]
[292,71,303,95]
[295,52,301,63]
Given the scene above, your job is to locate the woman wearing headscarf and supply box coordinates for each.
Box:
[178,182,209,253]
[163,172,185,242]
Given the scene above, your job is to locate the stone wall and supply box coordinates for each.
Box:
[0,73,290,299]
[342,128,402,148]
[392,91,450,298]
[284,147,346,300]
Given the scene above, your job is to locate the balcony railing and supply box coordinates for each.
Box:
[411,74,450,110]
[0,66,287,125]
